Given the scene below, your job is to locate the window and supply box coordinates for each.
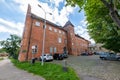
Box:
[35,21,40,26]
[50,47,53,53]
[59,30,61,33]
[49,27,52,31]
[34,45,37,52]
[72,43,74,45]
[32,45,37,53]
[54,47,57,53]
[64,39,67,44]
[54,29,57,32]
[63,32,65,34]
[58,37,62,43]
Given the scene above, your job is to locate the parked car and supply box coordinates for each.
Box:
[99,52,120,61]
[94,52,100,55]
[62,53,68,58]
[53,53,64,60]
[81,52,89,56]
[40,54,53,62]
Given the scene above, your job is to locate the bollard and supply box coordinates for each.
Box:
[63,60,68,72]
[31,58,35,64]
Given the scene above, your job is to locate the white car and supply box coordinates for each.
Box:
[40,54,53,61]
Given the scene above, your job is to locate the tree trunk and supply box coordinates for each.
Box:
[100,0,120,29]
[109,10,120,29]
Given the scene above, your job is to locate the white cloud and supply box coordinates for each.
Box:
[0,0,75,41]
[0,0,95,43]
[13,0,75,26]
[75,19,95,44]
[0,18,24,37]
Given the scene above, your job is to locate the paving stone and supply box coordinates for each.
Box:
[52,55,120,80]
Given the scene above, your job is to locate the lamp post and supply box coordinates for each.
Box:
[38,4,52,66]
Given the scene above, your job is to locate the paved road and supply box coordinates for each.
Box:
[0,58,45,80]
[52,55,120,80]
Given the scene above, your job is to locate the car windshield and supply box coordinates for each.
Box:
[47,54,52,56]
[99,52,109,55]
[100,52,106,55]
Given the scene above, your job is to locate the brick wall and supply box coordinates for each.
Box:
[75,36,89,55]
[18,5,90,61]
[18,4,32,61]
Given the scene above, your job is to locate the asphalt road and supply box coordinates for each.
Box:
[0,58,45,80]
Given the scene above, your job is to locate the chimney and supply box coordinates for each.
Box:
[27,4,31,16]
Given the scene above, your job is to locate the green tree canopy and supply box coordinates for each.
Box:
[66,0,120,28]
[0,34,21,58]
[66,0,120,52]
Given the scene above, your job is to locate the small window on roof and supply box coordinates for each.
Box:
[35,21,40,26]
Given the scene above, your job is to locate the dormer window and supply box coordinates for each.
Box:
[35,21,40,26]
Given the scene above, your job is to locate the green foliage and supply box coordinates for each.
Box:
[66,0,120,52]
[0,34,21,59]
[0,48,6,53]
[0,57,4,61]
[11,59,79,80]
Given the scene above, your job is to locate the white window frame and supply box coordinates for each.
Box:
[58,37,62,43]
[72,43,74,45]
[63,32,65,35]
[49,26,52,31]
[59,30,61,33]
[54,29,57,32]
[35,21,40,26]
[50,47,53,53]
[54,47,57,53]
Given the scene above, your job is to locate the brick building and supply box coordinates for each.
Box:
[18,5,89,61]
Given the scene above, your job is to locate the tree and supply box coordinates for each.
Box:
[0,48,6,53]
[66,0,120,52]
[66,0,120,29]
[0,34,21,59]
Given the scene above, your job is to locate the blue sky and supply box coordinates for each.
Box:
[0,0,95,43]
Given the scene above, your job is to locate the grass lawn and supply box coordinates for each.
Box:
[11,59,79,80]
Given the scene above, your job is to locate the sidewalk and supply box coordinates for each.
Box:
[0,58,45,80]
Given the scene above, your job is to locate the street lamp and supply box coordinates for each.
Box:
[38,4,52,66]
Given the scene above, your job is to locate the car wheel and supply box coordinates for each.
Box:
[100,57,103,60]
[103,57,107,60]
[101,57,106,60]
[117,58,120,61]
